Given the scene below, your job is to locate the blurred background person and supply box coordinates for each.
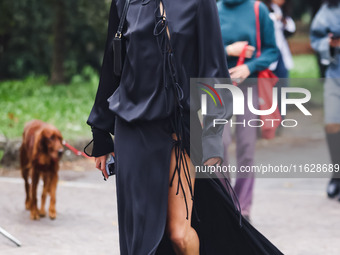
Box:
[263,0,296,79]
[310,0,340,200]
[217,0,278,221]
[263,0,296,120]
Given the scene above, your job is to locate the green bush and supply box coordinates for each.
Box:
[290,54,323,105]
[0,0,109,80]
[0,55,324,140]
[0,66,99,140]
[290,54,320,79]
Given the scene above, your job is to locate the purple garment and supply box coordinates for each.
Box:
[222,82,258,216]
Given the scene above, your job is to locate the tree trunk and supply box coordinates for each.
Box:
[50,0,66,84]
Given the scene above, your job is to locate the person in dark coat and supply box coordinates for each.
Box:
[86,0,284,254]
[310,0,340,200]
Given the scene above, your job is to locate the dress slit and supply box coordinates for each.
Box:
[115,116,179,255]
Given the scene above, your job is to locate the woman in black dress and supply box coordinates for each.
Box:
[87,0,284,254]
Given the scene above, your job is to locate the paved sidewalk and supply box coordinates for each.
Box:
[1,165,339,255]
[0,168,120,255]
[1,109,339,255]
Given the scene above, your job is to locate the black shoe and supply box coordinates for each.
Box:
[327,179,340,198]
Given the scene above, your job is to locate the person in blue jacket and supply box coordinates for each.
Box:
[310,0,340,200]
[217,0,279,221]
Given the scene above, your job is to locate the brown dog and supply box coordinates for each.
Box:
[20,120,64,220]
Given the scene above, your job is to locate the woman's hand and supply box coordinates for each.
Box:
[204,157,222,166]
[329,34,340,48]
[226,41,255,58]
[95,153,114,179]
[229,64,251,84]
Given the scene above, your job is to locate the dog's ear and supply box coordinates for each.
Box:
[32,129,47,159]
[39,135,48,153]
[56,130,63,143]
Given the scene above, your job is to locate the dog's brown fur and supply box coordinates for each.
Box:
[20,120,64,220]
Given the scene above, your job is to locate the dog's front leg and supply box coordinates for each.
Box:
[30,169,40,220]
[49,172,58,220]
[39,172,50,217]
[22,167,31,210]
[20,146,31,210]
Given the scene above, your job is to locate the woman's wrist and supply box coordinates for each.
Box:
[91,127,114,157]
[226,45,233,56]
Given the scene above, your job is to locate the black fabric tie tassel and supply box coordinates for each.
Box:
[153,0,194,220]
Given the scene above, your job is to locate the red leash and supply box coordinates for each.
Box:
[63,141,91,159]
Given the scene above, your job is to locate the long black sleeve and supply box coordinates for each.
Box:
[196,0,233,164]
[87,1,120,156]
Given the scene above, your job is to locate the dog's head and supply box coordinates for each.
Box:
[33,125,64,162]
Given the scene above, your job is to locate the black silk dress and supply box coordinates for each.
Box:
[87,0,284,254]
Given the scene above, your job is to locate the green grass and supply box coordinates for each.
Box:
[290,54,323,105]
[0,67,99,140]
[290,54,320,79]
[0,55,323,140]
